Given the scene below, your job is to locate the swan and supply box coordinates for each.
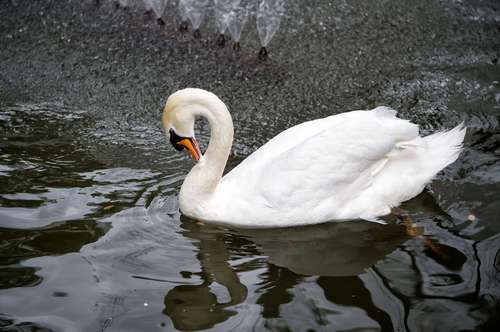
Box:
[162,88,466,228]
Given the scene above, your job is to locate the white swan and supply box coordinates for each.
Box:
[162,88,466,228]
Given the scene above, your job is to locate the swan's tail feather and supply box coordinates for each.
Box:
[422,122,466,179]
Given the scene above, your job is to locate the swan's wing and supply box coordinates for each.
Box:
[223,107,419,213]
[229,116,336,172]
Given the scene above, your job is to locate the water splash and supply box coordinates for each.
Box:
[118,0,132,7]
[108,0,286,55]
[214,0,232,35]
[256,0,285,47]
[178,0,189,32]
[178,0,188,21]
[142,0,152,11]
[179,0,210,30]
[227,0,252,44]
[143,0,169,19]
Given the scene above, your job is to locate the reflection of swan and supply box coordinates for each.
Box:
[238,191,466,277]
[162,88,466,227]
[237,220,409,276]
[163,217,247,330]
[163,215,409,329]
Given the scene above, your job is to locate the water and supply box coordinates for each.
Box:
[112,0,285,50]
[227,0,251,44]
[214,0,232,35]
[143,0,170,19]
[118,0,133,8]
[1,0,500,331]
[180,0,210,30]
[256,0,284,47]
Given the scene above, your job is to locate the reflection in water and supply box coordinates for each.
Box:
[256,265,302,319]
[162,216,411,330]
[0,220,105,289]
[318,275,394,331]
[240,221,410,329]
[160,205,500,331]
[164,218,247,330]
[240,220,411,330]
[477,233,500,330]
[239,220,409,277]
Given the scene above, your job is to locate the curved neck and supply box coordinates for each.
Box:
[181,95,234,201]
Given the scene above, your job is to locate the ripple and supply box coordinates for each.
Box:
[1,0,500,330]
[428,273,463,287]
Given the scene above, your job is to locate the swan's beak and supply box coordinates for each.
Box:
[169,129,202,161]
[178,137,202,161]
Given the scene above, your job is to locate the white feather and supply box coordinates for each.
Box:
[163,89,466,228]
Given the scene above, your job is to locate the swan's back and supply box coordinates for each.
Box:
[214,107,465,227]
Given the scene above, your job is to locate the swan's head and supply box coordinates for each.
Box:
[162,89,204,161]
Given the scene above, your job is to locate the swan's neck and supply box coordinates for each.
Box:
[180,98,233,210]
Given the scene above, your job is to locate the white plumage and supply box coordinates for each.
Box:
[162,88,465,228]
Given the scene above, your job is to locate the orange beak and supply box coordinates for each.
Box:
[178,137,202,161]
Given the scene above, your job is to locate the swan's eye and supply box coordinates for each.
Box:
[169,129,202,161]
[169,129,186,151]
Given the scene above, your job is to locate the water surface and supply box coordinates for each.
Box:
[1,0,500,331]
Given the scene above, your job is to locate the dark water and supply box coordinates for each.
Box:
[1,0,500,331]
